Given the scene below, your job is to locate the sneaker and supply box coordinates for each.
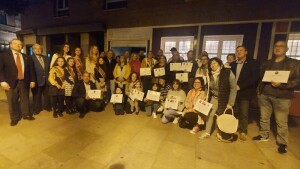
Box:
[157,106,164,112]
[152,112,157,118]
[216,133,233,143]
[238,133,247,142]
[252,135,269,142]
[199,132,210,139]
[190,126,200,134]
[172,117,179,124]
[277,144,287,154]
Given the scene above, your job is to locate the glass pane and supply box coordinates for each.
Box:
[205,41,219,54]
[178,41,191,54]
[222,41,236,54]
[165,53,172,61]
[221,54,227,64]
[164,41,176,54]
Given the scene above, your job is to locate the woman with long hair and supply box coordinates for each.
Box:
[50,43,71,68]
[161,79,186,123]
[113,55,131,92]
[85,45,99,79]
[94,57,107,100]
[130,53,141,75]
[64,57,79,114]
[73,47,85,80]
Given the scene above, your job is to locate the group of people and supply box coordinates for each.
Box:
[0,39,299,154]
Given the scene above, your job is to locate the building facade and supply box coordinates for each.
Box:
[18,0,300,62]
[0,10,20,53]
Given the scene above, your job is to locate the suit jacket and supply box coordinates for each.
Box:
[72,80,97,98]
[230,57,259,100]
[104,57,116,80]
[0,50,36,89]
[31,54,50,87]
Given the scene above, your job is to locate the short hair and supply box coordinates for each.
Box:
[193,77,205,90]
[226,53,236,60]
[236,45,247,51]
[32,43,41,49]
[208,57,223,75]
[171,79,181,90]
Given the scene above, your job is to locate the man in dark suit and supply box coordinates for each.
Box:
[31,43,51,115]
[0,39,36,126]
[104,50,117,101]
[230,45,259,141]
[72,72,105,118]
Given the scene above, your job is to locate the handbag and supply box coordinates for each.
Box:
[216,108,238,134]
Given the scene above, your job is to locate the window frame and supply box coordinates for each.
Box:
[287,33,300,60]
[104,0,128,11]
[54,0,69,17]
[160,36,194,61]
[202,35,243,63]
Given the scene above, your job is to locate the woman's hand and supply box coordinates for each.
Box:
[226,104,233,110]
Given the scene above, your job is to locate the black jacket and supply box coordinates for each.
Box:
[230,58,260,100]
[0,51,36,89]
[258,57,300,99]
[72,80,97,98]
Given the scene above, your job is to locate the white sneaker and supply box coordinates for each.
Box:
[152,112,157,118]
[173,117,179,124]
[199,132,210,139]
[157,106,164,112]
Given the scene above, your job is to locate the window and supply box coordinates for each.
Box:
[0,41,9,53]
[161,36,194,60]
[55,0,69,17]
[203,35,243,63]
[287,33,300,60]
[104,0,127,10]
[0,11,7,25]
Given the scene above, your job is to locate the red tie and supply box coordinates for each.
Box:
[16,53,23,80]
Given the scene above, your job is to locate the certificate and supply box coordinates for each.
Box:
[146,90,161,102]
[181,62,193,72]
[194,99,213,116]
[168,94,182,102]
[140,68,152,76]
[164,98,179,110]
[87,90,101,99]
[154,67,165,77]
[262,71,290,83]
[110,94,123,103]
[133,89,144,101]
[170,63,182,71]
[176,73,188,82]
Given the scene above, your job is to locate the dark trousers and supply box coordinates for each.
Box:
[65,96,75,110]
[32,85,51,113]
[51,95,64,115]
[236,99,250,134]
[5,80,30,120]
[75,98,104,115]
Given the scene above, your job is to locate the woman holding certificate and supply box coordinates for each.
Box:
[161,80,186,123]
[113,55,131,93]
[141,51,157,93]
[199,57,237,142]
[181,77,206,133]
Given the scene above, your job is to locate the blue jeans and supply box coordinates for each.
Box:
[258,94,291,145]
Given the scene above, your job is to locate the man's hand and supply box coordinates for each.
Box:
[0,82,10,90]
[30,82,35,88]
[85,95,90,100]
[237,85,240,91]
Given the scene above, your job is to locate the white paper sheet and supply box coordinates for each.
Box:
[262,70,290,83]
